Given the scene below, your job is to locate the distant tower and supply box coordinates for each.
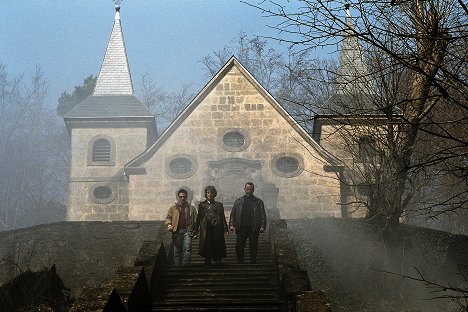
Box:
[63,4,157,221]
[312,3,380,218]
[335,3,372,97]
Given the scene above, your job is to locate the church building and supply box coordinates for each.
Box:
[64,5,369,222]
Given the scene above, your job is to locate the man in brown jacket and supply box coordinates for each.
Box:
[165,189,198,265]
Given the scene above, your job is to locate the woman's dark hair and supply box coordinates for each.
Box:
[204,185,217,198]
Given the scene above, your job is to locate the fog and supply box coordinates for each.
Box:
[287,218,467,311]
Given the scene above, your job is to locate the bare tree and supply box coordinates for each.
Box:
[245,0,467,231]
[137,74,196,133]
[0,65,68,231]
[57,75,96,116]
[199,32,337,132]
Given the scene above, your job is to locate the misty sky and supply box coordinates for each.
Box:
[1,0,301,110]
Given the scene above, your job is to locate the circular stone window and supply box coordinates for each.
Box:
[166,155,198,179]
[90,184,117,204]
[220,129,250,152]
[271,154,304,178]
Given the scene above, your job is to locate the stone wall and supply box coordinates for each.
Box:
[0,221,161,294]
[67,127,148,221]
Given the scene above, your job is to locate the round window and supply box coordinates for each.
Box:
[169,158,192,175]
[220,129,250,152]
[90,184,117,204]
[93,186,112,199]
[271,154,304,178]
[166,155,198,179]
[222,132,245,148]
[276,156,299,173]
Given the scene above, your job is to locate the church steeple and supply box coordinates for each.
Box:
[63,3,156,137]
[93,4,133,95]
[335,3,371,95]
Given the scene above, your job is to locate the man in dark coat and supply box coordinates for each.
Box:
[229,182,266,264]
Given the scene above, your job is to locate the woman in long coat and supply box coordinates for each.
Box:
[194,185,228,267]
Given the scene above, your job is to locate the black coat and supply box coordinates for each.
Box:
[195,200,228,258]
[229,195,266,232]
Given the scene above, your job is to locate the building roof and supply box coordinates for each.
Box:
[63,95,153,118]
[64,5,154,121]
[317,6,376,116]
[125,56,340,173]
[94,6,133,96]
[335,7,373,95]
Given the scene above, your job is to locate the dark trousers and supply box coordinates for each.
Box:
[236,226,259,264]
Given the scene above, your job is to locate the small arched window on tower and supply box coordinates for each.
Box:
[88,135,116,166]
[93,139,111,161]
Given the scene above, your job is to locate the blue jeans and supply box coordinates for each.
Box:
[172,229,192,265]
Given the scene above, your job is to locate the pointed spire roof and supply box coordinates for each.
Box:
[64,5,154,121]
[317,3,375,116]
[93,5,133,95]
[335,4,371,95]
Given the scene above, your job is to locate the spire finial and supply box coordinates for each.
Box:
[113,0,122,19]
[345,2,351,18]
[113,0,122,12]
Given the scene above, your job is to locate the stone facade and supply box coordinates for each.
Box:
[126,61,342,221]
[64,8,352,222]
[67,127,148,221]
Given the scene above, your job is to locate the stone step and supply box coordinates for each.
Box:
[150,233,284,311]
[150,299,285,311]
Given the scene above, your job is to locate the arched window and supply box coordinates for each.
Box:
[88,134,115,166]
[92,139,111,162]
[358,136,377,159]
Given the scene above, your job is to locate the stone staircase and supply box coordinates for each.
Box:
[150,233,285,311]
[70,219,331,312]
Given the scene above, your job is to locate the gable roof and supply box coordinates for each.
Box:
[125,56,340,173]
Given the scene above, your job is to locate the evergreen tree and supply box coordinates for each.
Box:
[57,75,96,116]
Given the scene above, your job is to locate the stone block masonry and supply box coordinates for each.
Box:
[0,221,161,295]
